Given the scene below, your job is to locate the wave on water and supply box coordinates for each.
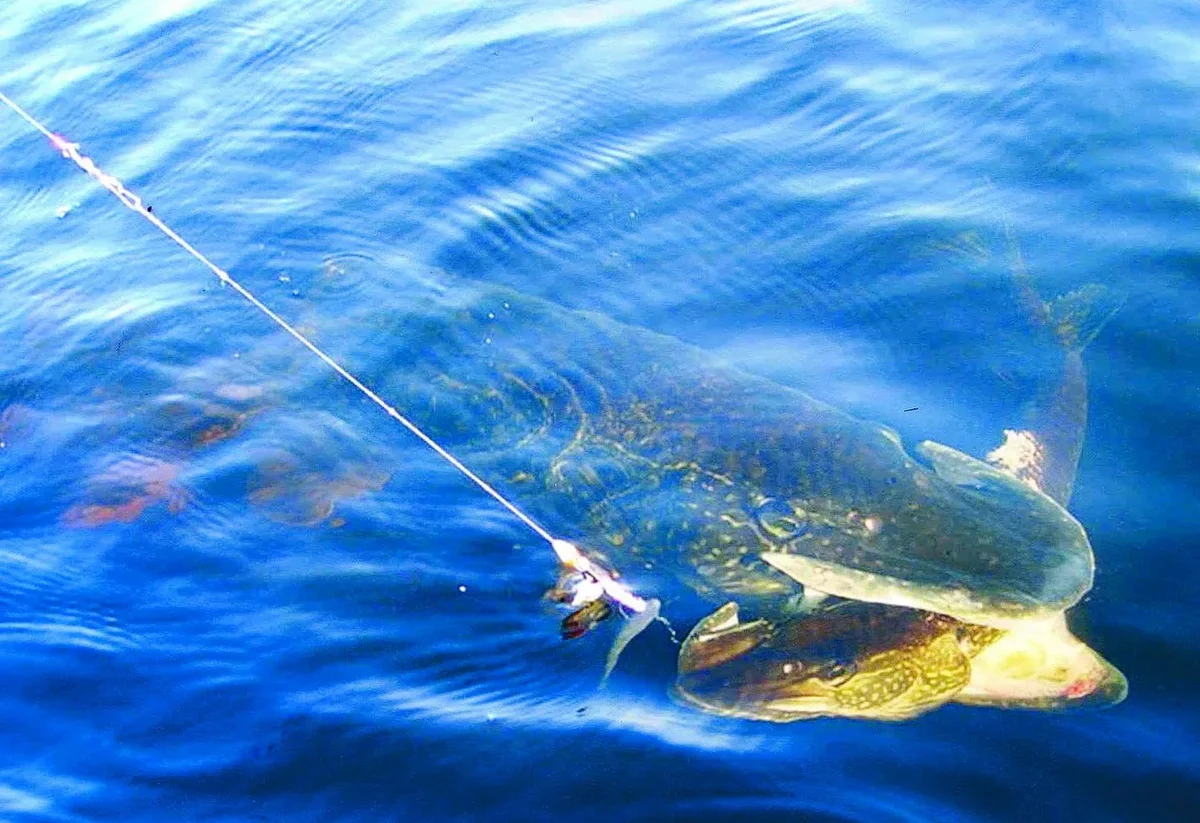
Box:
[2,0,1198,820]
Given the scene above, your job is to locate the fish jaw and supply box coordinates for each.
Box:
[955,613,1127,710]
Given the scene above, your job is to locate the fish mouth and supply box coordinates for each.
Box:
[950,614,1128,710]
[955,660,1127,711]
[954,617,1129,712]
[1081,663,1129,707]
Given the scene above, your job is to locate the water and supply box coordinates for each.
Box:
[1,0,1197,820]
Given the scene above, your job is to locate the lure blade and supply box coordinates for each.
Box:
[561,599,612,640]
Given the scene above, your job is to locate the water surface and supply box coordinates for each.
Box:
[1,1,1198,820]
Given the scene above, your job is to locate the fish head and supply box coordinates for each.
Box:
[736,435,1097,629]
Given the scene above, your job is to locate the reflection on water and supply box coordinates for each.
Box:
[248,453,389,527]
[64,455,187,527]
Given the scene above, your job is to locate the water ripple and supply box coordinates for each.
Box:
[698,0,868,43]
[0,0,1194,820]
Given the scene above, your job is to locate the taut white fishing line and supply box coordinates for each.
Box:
[0,90,648,615]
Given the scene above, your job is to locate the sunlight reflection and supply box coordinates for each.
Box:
[285,675,770,754]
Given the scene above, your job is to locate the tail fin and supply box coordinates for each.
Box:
[1003,221,1125,354]
[1046,284,1126,353]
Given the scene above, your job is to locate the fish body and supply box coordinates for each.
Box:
[374,276,1092,628]
[348,267,1122,721]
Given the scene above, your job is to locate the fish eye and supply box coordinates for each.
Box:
[755,499,806,539]
[780,661,805,677]
[823,662,856,686]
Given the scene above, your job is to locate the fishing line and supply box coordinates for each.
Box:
[0,90,649,616]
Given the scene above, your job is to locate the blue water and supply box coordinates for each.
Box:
[1,1,1198,820]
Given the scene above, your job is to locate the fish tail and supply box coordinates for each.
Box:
[1002,221,1125,353]
[987,221,1127,506]
[1046,284,1126,353]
